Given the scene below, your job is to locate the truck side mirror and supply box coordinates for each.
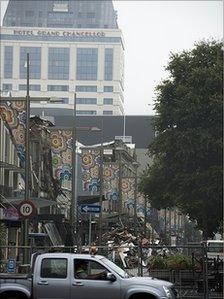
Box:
[106,273,116,282]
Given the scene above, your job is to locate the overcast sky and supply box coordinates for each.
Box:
[1,1,223,115]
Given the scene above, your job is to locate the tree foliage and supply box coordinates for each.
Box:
[139,41,223,239]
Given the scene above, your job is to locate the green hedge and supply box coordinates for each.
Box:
[148,253,198,270]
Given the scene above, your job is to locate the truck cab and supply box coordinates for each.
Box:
[1,253,177,299]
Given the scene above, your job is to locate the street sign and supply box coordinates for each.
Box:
[7,259,16,273]
[81,204,101,214]
[18,200,37,219]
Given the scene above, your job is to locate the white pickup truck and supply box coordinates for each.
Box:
[0,253,178,299]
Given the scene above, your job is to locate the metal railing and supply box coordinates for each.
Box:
[0,243,223,298]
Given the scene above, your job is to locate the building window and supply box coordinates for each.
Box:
[76,110,97,115]
[76,48,98,81]
[104,48,113,81]
[20,47,41,79]
[76,98,97,105]
[76,86,97,92]
[48,48,70,80]
[47,85,69,91]
[41,258,67,279]
[25,10,34,17]
[104,86,113,92]
[4,46,13,78]
[19,84,41,91]
[103,110,113,115]
[2,84,12,91]
[61,98,69,104]
[103,98,113,105]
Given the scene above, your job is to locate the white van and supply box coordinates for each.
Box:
[207,240,224,260]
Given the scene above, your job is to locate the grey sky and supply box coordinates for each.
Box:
[1,1,223,115]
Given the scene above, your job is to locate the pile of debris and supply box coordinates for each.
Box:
[95,227,151,269]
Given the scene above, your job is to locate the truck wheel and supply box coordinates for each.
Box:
[129,294,156,299]
[1,291,28,299]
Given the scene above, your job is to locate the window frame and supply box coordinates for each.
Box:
[40,258,68,279]
[74,259,109,280]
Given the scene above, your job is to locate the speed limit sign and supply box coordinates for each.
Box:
[18,200,37,219]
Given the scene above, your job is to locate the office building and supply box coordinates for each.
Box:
[1,0,124,115]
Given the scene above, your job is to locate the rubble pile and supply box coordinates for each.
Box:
[96,227,151,269]
[100,227,151,246]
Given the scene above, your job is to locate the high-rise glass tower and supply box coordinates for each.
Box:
[1,0,124,115]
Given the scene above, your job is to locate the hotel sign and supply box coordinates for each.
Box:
[13,29,105,37]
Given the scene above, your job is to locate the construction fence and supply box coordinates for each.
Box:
[0,243,223,299]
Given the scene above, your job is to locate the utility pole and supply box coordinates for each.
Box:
[98,116,104,246]
[133,163,138,237]
[118,149,122,222]
[169,208,172,245]
[164,208,167,245]
[144,195,147,237]
[23,53,30,264]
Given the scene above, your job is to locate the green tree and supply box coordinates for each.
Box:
[139,41,223,239]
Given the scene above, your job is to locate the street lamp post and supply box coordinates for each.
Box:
[22,54,57,263]
[23,53,30,264]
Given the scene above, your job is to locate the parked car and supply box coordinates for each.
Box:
[0,253,178,299]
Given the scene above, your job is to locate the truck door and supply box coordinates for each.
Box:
[71,258,121,299]
[33,257,70,299]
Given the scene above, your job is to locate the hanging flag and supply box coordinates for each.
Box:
[50,129,72,181]
[103,163,119,201]
[81,148,101,192]
[122,178,135,211]
[81,149,119,200]
[0,100,26,165]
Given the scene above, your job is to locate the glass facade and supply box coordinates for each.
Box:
[19,84,41,91]
[104,48,113,81]
[3,0,118,29]
[76,110,97,115]
[4,46,13,78]
[47,12,74,28]
[25,10,34,17]
[104,86,113,92]
[47,85,69,91]
[20,47,41,79]
[76,98,97,105]
[103,98,113,105]
[48,48,70,80]
[76,85,97,92]
[76,48,98,80]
